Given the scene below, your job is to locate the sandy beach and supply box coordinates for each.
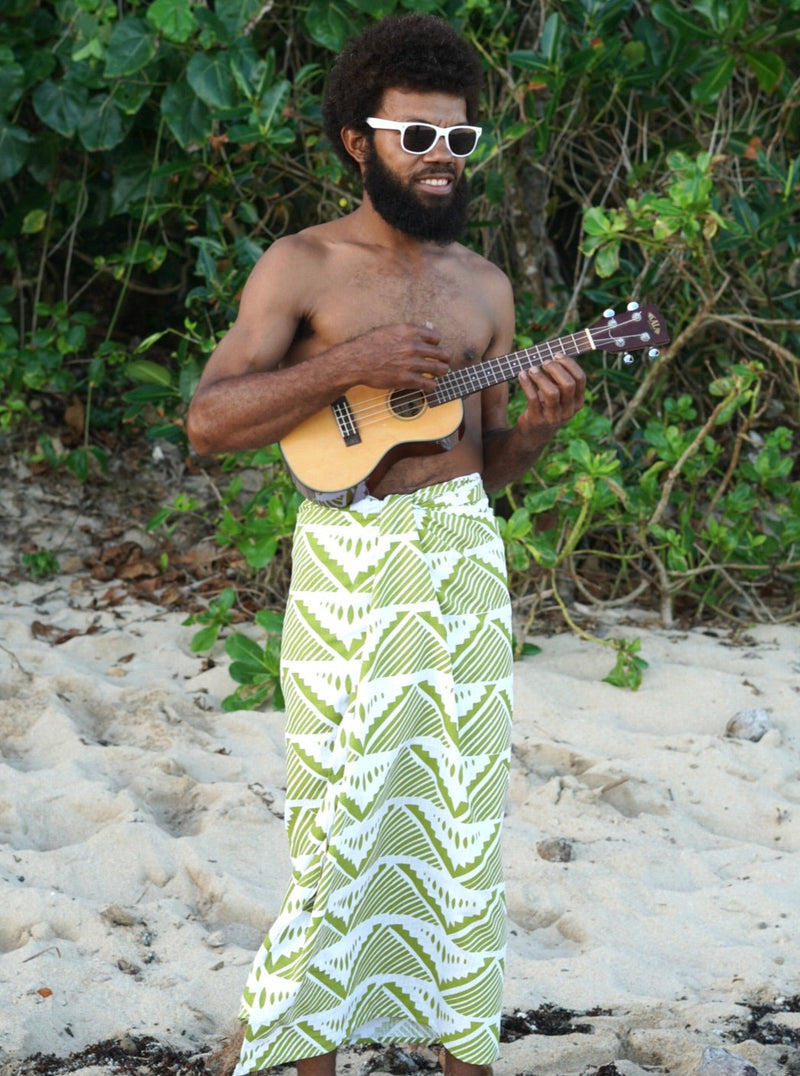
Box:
[1,457,798,1076]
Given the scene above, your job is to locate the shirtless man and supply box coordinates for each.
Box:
[187,14,585,1076]
[185,72,584,494]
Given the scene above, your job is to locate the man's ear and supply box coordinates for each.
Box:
[341,126,369,170]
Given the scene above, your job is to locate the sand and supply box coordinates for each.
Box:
[1,461,798,1076]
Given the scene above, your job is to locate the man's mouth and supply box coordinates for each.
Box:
[418,173,455,192]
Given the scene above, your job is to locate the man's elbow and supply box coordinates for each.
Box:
[185,396,217,457]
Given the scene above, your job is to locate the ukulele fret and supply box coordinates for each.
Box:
[432,335,590,406]
[332,395,361,446]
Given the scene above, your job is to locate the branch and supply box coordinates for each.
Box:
[613,276,730,438]
[649,392,738,530]
[704,313,800,368]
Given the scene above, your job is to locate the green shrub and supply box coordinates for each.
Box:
[2,0,798,696]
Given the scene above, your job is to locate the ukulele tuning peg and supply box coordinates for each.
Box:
[648,348,660,359]
[627,301,640,312]
[623,352,635,365]
[603,308,616,320]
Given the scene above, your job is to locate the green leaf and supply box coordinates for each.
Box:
[743,50,785,93]
[594,242,620,278]
[114,79,153,117]
[524,486,560,513]
[65,447,90,482]
[21,209,47,234]
[305,0,351,52]
[503,507,532,541]
[214,0,263,38]
[0,122,32,182]
[621,40,645,66]
[214,586,238,613]
[126,359,173,386]
[260,79,291,130]
[507,50,550,74]
[110,159,156,215]
[178,361,201,403]
[225,632,266,665]
[134,330,172,353]
[583,206,612,237]
[187,52,239,110]
[104,17,157,78]
[161,82,213,147]
[191,624,221,653]
[348,0,396,12]
[228,660,261,685]
[146,0,198,43]
[691,55,735,102]
[540,12,564,64]
[650,2,714,40]
[254,609,285,633]
[243,535,277,569]
[0,49,25,115]
[78,94,126,151]
[602,639,648,690]
[32,79,89,138]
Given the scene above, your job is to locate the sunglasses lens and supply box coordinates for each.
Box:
[395,123,480,156]
[448,127,478,155]
[402,124,437,153]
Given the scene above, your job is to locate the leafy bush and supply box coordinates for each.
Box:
[2,0,798,679]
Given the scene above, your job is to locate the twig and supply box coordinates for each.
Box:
[649,393,738,529]
[704,313,800,367]
[22,945,62,962]
[244,1,276,36]
[613,277,731,439]
[0,643,33,680]
[571,573,650,609]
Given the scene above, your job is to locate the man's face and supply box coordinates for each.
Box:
[361,89,473,244]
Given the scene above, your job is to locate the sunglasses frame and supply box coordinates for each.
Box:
[365,117,483,158]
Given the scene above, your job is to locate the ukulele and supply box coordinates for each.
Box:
[280,302,669,505]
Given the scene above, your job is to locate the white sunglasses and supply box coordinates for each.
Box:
[366,117,483,157]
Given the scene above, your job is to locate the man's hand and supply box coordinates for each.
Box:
[516,354,586,441]
[347,323,452,394]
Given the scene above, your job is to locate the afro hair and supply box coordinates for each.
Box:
[322,13,483,176]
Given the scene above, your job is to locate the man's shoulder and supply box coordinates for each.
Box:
[265,224,332,258]
[452,242,512,293]
[262,217,354,265]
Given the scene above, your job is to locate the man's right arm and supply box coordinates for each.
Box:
[187,237,349,455]
[186,236,452,456]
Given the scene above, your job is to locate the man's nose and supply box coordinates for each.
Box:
[423,133,454,159]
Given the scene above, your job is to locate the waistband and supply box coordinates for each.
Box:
[297,472,488,525]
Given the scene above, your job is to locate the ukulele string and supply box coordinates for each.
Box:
[331,326,625,434]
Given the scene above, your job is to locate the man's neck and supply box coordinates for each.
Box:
[350,196,457,255]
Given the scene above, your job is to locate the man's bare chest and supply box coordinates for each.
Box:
[303,255,495,365]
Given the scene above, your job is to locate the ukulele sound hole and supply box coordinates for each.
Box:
[390,389,427,420]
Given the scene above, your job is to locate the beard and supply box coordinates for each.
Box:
[362,144,470,245]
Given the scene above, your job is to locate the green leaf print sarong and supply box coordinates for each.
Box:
[237,473,513,1073]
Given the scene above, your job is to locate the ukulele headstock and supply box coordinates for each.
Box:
[591,301,670,363]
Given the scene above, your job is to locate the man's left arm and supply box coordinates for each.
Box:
[480,358,586,493]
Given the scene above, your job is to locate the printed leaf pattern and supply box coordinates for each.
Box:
[237,476,513,1071]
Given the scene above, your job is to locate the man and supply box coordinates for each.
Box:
[187,13,585,1076]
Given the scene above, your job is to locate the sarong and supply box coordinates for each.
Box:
[236,473,513,1073]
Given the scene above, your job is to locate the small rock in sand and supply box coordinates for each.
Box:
[536,837,574,862]
[725,709,771,742]
[698,1047,760,1076]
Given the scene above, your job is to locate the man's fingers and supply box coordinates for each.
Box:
[531,356,585,394]
[519,354,586,421]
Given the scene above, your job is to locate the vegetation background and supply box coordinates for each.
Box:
[1,0,798,696]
